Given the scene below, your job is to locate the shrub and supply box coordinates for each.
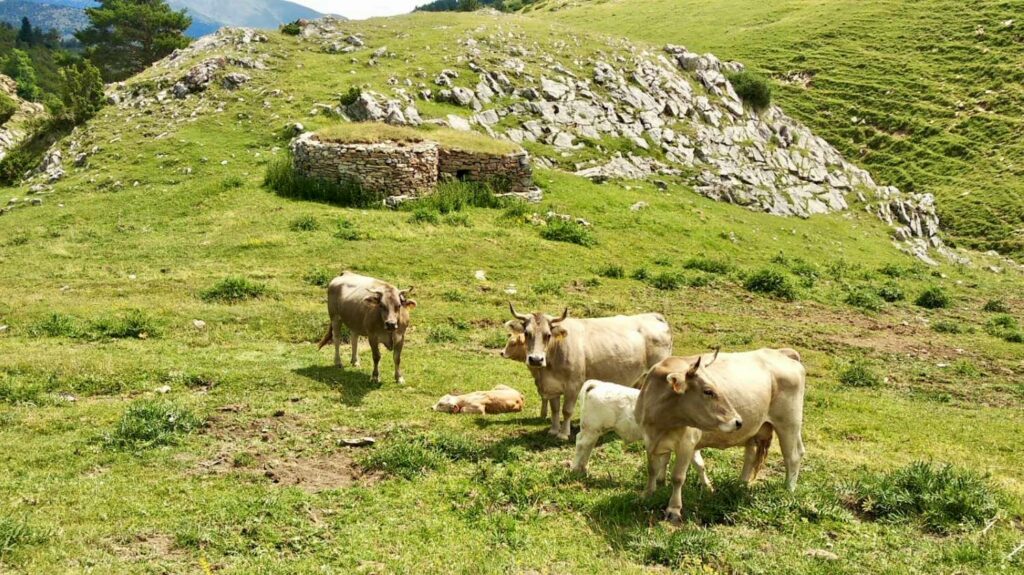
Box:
[339,86,362,106]
[629,525,719,567]
[684,272,713,288]
[596,264,625,279]
[201,277,268,303]
[264,154,384,207]
[743,268,797,300]
[790,261,820,288]
[427,325,459,344]
[982,299,1009,313]
[303,268,332,288]
[280,20,301,35]
[289,215,319,231]
[727,70,771,111]
[682,256,732,274]
[540,219,596,247]
[500,200,529,220]
[29,313,83,338]
[0,92,17,125]
[838,359,882,388]
[932,320,965,334]
[844,288,884,312]
[57,60,105,124]
[648,271,684,291]
[103,401,203,450]
[408,207,439,225]
[877,282,905,302]
[878,263,909,278]
[334,218,362,240]
[631,267,649,281]
[840,462,999,534]
[916,286,951,309]
[984,314,1023,343]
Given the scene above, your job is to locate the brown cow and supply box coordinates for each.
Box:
[635,348,806,524]
[502,332,553,418]
[432,385,525,414]
[318,271,416,384]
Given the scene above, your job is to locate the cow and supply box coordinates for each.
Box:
[635,347,806,524]
[506,303,673,440]
[501,332,554,418]
[432,385,526,414]
[317,271,416,385]
[571,380,711,491]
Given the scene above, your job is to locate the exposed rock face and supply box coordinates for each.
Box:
[0,74,46,161]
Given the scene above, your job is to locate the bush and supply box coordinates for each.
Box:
[500,200,529,220]
[984,314,1023,343]
[932,320,965,334]
[540,219,596,247]
[727,70,771,111]
[838,360,882,388]
[201,277,268,303]
[844,288,884,312]
[56,59,105,124]
[840,462,999,534]
[303,268,333,288]
[648,271,684,291]
[982,299,1009,313]
[877,282,905,302]
[743,268,797,300]
[289,215,319,231]
[408,207,440,225]
[684,272,713,288]
[264,154,384,207]
[789,261,820,288]
[631,267,649,281]
[280,20,301,35]
[916,286,951,309]
[596,264,625,279]
[427,325,459,343]
[629,525,719,567]
[334,218,361,240]
[682,256,732,274]
[0,92,17,125]
[103,401,203,450]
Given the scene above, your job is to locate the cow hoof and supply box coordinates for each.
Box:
[663,509,684,525]
[396,377,406,385]
[547,428,560,437]
[557,433,570,441]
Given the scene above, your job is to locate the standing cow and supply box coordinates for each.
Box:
[317,271,417,384]
[506,303,673,440]
[501,331,554,419]
[635,348,806,524]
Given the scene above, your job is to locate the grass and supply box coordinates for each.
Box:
[916,286,951,309]
[200,277,269,303]
[743,267,797,300]
[540,218,596,246]
[265,153,385,207]
[316,123,520,155]
[102,401,203,451]
[838,359,882,388]
[0,9,1022,575]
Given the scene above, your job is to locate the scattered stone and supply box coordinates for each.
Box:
[475,270,487,281]
[345,35,364,47]
[339,437,376,447]
[630,201,649,211]
[222,72,250,90]
[804,549,839,561]
[0,325,8,334]
[446,114,472,131]
[193,320,207,330]
[155,385,172,394]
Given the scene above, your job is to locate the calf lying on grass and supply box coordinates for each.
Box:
[432,385,525,414]
[571,380,711,490]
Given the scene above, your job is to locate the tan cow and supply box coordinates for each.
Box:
[317,271,416,384]
[506,304,673,440]
[432,385,525,414]
[635,348,806,524]
[502,332,554,418]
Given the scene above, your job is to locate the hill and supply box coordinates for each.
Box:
[0,11,1021,574]
[537,0,1024,257]
[0,1,88,38]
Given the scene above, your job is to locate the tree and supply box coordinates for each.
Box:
[76,0,192,82]
[458,0,481,11]
[17,17,32,46]
[57,59,106,124]
[2,49,41,101]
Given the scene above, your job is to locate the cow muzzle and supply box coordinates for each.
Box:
[719,418,743,432]
[384,321,398,331]
[527,354,546,367]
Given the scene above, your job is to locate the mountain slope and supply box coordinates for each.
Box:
[0,1,88,37]
[1,11,1022,574]
[537,0,1024,257]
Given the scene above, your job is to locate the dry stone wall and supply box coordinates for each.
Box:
[438,149,533,194]
[291,132,439,196]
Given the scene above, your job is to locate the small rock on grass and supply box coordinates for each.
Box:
[340,437,376,447]
[155,385,171,394]
[192,319,207,330]
[804,549,839,561]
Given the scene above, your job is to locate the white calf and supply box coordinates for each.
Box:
[571,380,711,489]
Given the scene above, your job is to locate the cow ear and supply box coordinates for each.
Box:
[551,325,568,340]
[504,319,525,334]
[364,292,382,306]
[667,373,686,394]
[402,298,417,309]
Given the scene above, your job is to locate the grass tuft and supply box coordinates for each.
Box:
[982,299,1009,313]
[103,401,203,451]
[838,359,882,388]
[629,525,719,567]
[743,268,797,300]
[264,153,384,208]
[540,219,596,246]
[289,215,319,232]
[683,256,732,274]
[201,277,268,303]
[915,286,951,309]
[844,288,884,312]
[0,516,45,559]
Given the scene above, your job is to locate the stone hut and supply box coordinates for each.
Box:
[290,131,534,199]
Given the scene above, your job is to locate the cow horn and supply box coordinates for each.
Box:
[708,346,721,365]
[687,355,702,376]
[509,302,529,321]
[399,287,414,300]
[551,307,569,324]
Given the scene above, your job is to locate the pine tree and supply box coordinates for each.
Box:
[17,17,33,46]
[75,0,192,82]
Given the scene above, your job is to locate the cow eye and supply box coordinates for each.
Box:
[703,389,715,398]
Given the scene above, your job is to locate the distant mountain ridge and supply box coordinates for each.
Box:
[3,0,331,38]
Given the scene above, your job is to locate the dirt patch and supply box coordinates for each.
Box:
[109,532,185,563]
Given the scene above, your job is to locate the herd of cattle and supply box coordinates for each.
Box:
[317,271,807,522]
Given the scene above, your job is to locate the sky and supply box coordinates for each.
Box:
[291,1,425,20]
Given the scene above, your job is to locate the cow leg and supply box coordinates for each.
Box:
[393,339,405,385]
[570,427,601,474]
[776,423,805,491]
[665,438,697,525]
[547,396,561,436]
[643,447,662,498]
[654,452,670,485]
[740,440,759,484]
[350,334,360,368]
[369,337,382,384]
[558,391,578,441]
[332,318,344,367]
[540,398,548,419]
[693,450,713,492]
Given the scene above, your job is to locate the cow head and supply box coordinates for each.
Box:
[666,349,744,432]
[506,302,568,368]
[365,286,416,332]
[501,332,527,361]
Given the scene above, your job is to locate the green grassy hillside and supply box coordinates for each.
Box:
[538,0,1024,256]
[0,11,1022,574]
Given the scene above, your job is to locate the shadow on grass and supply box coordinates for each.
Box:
[293,365,380,406]
[477,425,570,454]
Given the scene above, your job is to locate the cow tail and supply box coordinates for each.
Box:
[317,323,333,350]
[579,381,597,416]
[751,424,774,479]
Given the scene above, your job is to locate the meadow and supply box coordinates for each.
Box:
[0,9,1022,574]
